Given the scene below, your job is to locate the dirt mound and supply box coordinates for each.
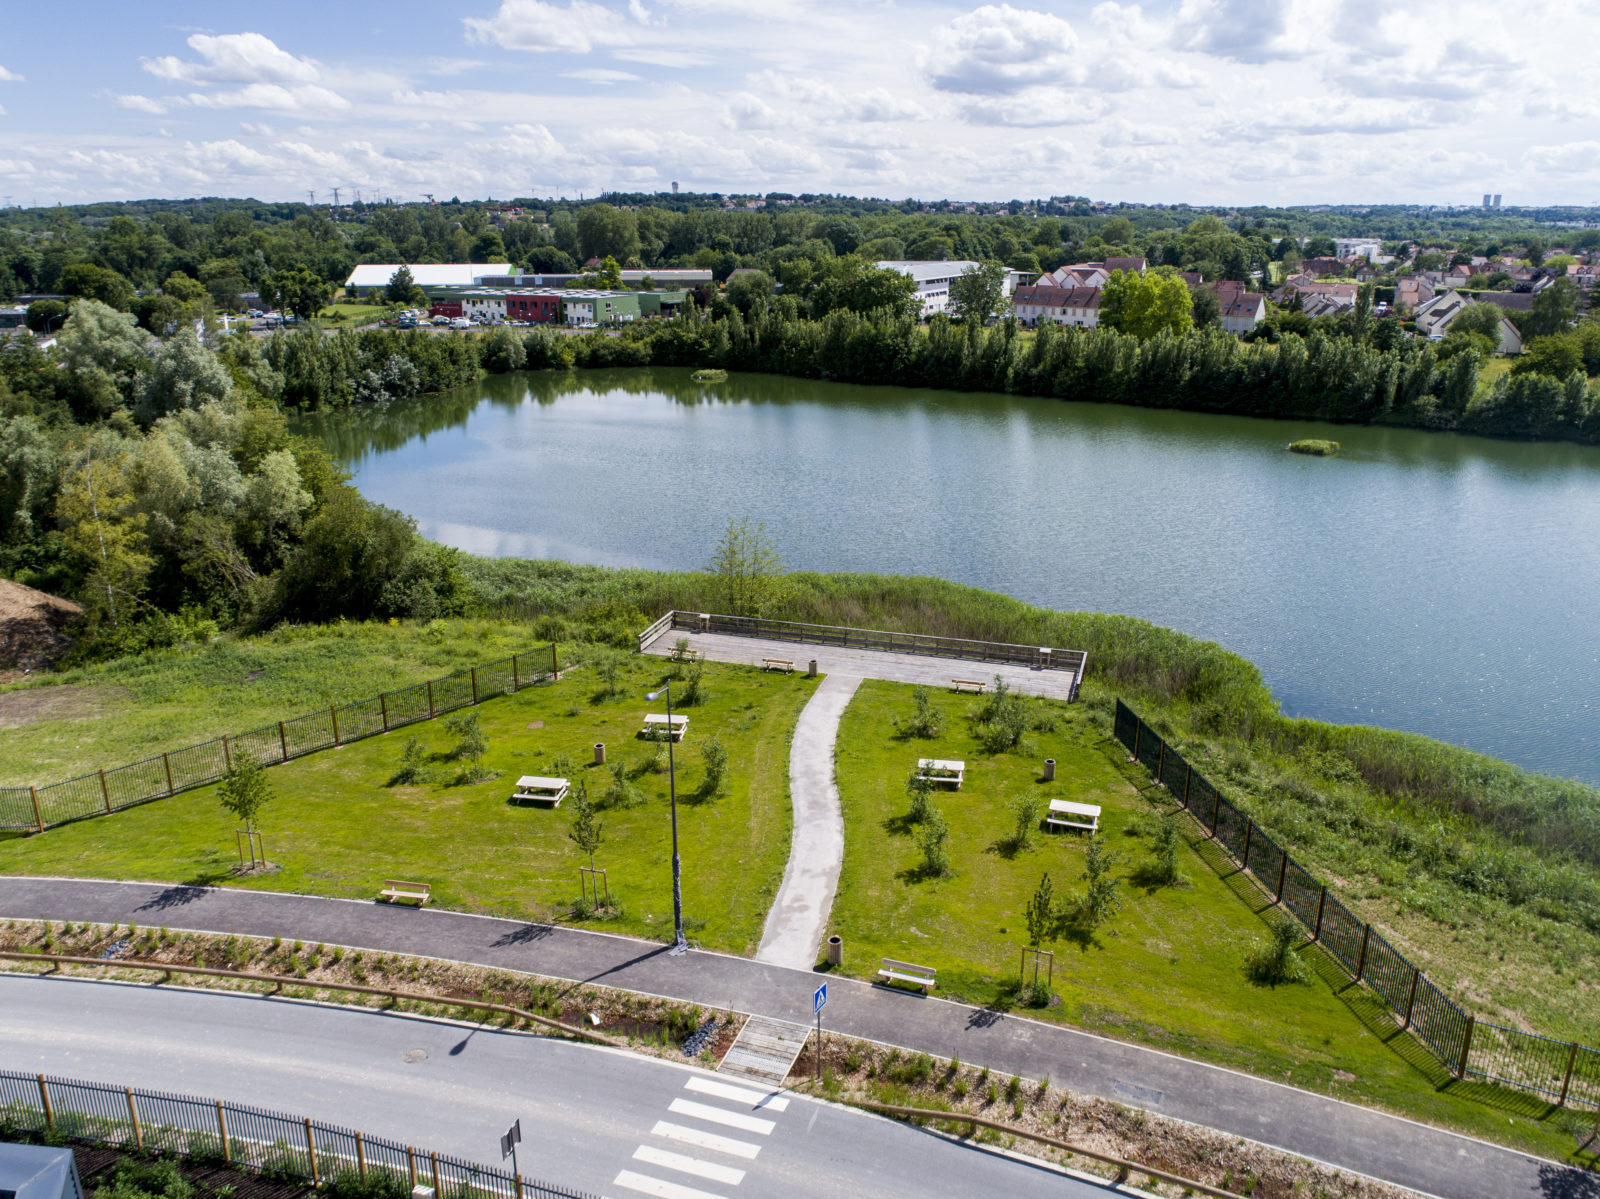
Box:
[0,577,81,678]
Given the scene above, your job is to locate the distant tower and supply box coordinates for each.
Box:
[672,181,679,195]
[1483,194,1492,208]
[1493,194,1502,208]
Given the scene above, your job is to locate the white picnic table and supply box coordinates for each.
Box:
[1047,798,1101,833]
[643,713,689,741]
[512,775,570,806]
[915,758,965,788]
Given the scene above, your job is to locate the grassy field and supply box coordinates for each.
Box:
[0,655,815,955]
[317,302,393,326]
[0,619,548,787]
[827,679,1591,1162]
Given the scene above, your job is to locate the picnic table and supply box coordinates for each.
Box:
[915,758,965,788]
[1047,799,1101,833]
[643,713,689,741]
[511,775,570,806]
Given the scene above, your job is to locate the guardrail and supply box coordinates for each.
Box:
[640,611,1087,699]
[0,1067,595,1199]
[0,950,621,1048]
[859,1102,1236,1197]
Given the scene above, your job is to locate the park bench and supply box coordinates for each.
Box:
[915,758,965,788]
[951,679,986,693]
[379,880,431,906]
[761,658,795,673]
[643,713,689,741]
[511,775,570,807]
[878,958,937,991]
[1046,799,1101,834]
[673,648,702,662]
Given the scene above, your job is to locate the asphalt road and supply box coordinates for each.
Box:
[1,973,1117,1199]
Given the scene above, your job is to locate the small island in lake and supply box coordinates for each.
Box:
[1288,439,1340,456]
[691,368,729,382]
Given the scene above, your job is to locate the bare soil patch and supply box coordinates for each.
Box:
[0,578,80,680]
[0,681,127,729]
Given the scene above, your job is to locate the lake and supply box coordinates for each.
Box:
[299,368,1600,785]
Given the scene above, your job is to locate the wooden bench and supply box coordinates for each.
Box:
[511,775,570,806]
[951,679,987,694]
[673,648,702,662]
[643,713,689,741]
[915,758,965,789]
[878,958,937,991]
[379,880,431,905]
[761,658,794,673]
[1046,799,1101,834]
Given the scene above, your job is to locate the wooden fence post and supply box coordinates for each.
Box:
[1404,968,1420,1029]
[222,735,232,771]
[216,1101,230,1163]
[1559,1042,1579,1107]
[512,654,520,692]
[1155,740,1164,783]
[1242,821,1253,869]
[1313,886,1327,940]
[37,1075,53,1129]
[471,667,479,705]
[430,1151,441,1194]
[278,722,289,762]
[1130,720,1141,762]
[30,786,45,833]
[126,1087,143,1149]
[304,1117,319,1184]
[406,1148,417,1187]
[1457,1016,1476,1079]
[1356,924,1372,981]
[514,1174,524,1199]
[331,706,341,747]
[356,1131,367,1180]
[1182,763,1192,806]
[1209,797,1221,837]
[427,681,435,719]
[99,769,112,814]
[551,643,559,676]
[163,753,175,796]
[381,694,390,733]
[1275,853,1288,903]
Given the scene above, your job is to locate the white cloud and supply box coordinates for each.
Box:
[427,57,488,75]
[144,33,323,85]
[1174,0,1321,64]
[565,68,643,83]
[960,89,1113,127]
[464,0,637,52]
[0,105,6,117]
[925,5,1082,95]
[189,83,349,111]
[240,122,275,136]
[612,48,714,67]
[1526,141,1600,174]
[0,66,22,82]
[116,94,181,114]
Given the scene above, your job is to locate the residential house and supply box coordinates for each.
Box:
[1012,284,1100,328]
[1038,264,1109,289]
[1214,281,1266,333]
[1568,262,1600,294]
[1300,292,1355,318]
[1335,238,1384,261]
[1413,291,1523,353]
[1394,277,1435,312]
[1103,256,1148,274]
[1301,257,1345,277]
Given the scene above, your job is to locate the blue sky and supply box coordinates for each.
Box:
[2,0,1596,206]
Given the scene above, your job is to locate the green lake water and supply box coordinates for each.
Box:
[299,367,1600,785]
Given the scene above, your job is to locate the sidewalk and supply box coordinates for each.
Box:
[0,876,1587,1199]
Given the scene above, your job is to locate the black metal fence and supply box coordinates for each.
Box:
[0,1070,594,1199]
[1114,699,1600,1110]
[0,645,558,834]
[641,610,1087,700]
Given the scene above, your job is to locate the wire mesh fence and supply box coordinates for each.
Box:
[0,1070,595,1199]
[3,645,557,834]
[1112,698,1599,1109]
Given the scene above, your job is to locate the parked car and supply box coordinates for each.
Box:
[432,315,451,326]
[450,317,472,330]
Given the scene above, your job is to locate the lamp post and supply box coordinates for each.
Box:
[646,680,688,956]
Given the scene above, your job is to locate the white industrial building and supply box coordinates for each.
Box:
[876,260,1018,318]
[345,263,512,291]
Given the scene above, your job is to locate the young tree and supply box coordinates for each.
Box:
[709,516,785,616]
[1145,813,1182,886]
[55,438,152,630]
[906,772,935,824]
[445,710,487,769]
[948,260,1010,325]
[1246,916,1311,986]
[1189,285,1222,330]
[699,732,729,798]
[385,265,423,307]
[1024,872,1055,947]
[1074,835,1123,928]
[567,782,604,870]
[1100,269,1194,340]
[1522,278,1578,340]
[219,751,273,868]
[1007,792,1042,852]
[915,805,951,878]
[265,267,332,321]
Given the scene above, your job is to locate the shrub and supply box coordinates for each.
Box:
[1070,835,1123,929]
[906,772,935,824]
[974,676,1028,752]
[699,733,729,798]
[1142,813,1183,887]
[893,686,942,738]
[1246,916,1311,987]
[915,806,951,878]
[602,758,644,808]
[1007,792,1042,852]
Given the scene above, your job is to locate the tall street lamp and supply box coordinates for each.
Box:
[646,680,688,956]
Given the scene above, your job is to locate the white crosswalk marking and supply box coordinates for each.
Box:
[683,1077,790,1111]
[650,1121,763,1160]
[667,1098,777,1135]
[632,1145,746,1185]
[613,1168,729,1199]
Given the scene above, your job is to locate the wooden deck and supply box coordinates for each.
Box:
[718,1015,812,1086]
[642,630,1082,700]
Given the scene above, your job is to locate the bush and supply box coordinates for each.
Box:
[893,686,942,738]
[481,327,527,373]
[1141,813,1183,887]
[1007,792,1042,852]
[974,676,1028,752]
[1069,835,1123,929]
[699,732,729,798]
[906,772,935,824]
[915,806,951,878]
[1246,916,1311,986]
[602,758,644,808]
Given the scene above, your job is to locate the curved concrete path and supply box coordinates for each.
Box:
[755,672,861,969]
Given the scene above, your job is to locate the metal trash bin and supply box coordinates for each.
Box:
[594,742,606,766]
[1043,758,1056,781]
[808,659,819,677]
[827,935,843,966]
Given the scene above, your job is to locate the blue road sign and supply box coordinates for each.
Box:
[814,983,827,1014]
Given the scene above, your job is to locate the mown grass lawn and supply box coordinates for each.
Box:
[828,679,1588,1162]
[0,619,547,787]
[1,656,816,956]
